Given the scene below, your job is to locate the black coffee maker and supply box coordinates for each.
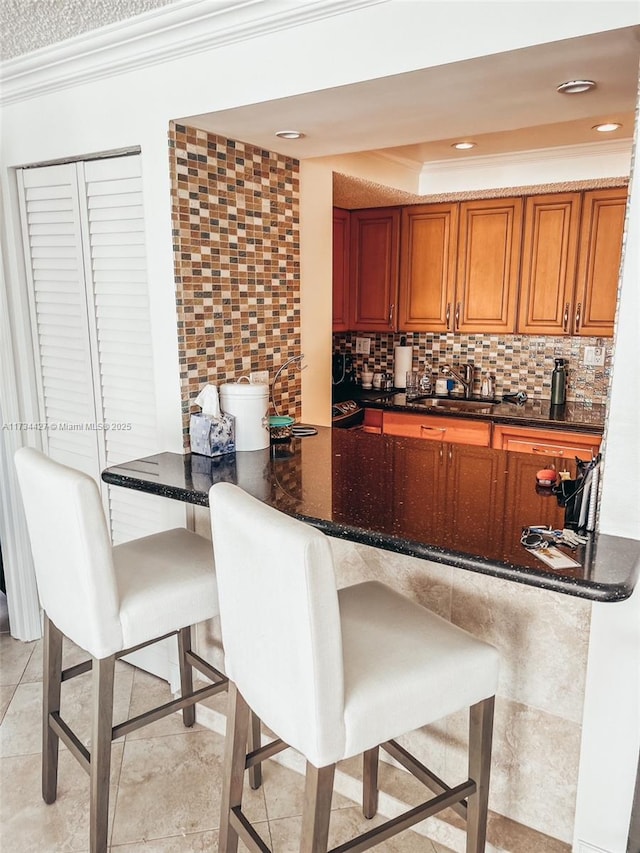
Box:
[332,353,356,402]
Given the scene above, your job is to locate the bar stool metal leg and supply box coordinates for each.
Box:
[362,746,379,819]
[466,696,495,853]
[89,655,116,853]
[300,762,335,853]
[178,626,195,728]
[220,683,251,853]
[248,711,262,790]
[42,615,63,804]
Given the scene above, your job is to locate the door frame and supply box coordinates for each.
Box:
[0,174,43,640]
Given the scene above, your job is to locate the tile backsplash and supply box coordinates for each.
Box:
[333,331,612,405]
[169,123,302,447]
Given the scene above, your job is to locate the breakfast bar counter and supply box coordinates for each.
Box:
[102,426,638,603]
[103,426,639,850]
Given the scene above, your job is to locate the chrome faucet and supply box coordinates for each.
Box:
[441,363,474,399]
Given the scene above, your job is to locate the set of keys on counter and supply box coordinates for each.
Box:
[520,525,588,570]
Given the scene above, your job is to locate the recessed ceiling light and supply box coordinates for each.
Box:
[275,130,305,140]
[556,79,596,95]
[593,122,622,133]
[451,141,476,150]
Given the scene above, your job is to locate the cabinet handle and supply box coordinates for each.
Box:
[421,425,446,433]
[575,302,582,333]
[445,302,451,330]
[563,302,570,333]
[455,302,461,331]
[532,446,564,455]
[389,303,394,326]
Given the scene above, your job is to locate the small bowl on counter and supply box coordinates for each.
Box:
[269,415,295,442]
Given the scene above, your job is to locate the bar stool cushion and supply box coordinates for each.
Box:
[113,528,219,651]
[339,580,499,759]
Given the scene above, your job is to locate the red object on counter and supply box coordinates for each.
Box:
[536,468,558,487]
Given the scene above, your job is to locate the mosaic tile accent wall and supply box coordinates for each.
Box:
[333,331,612,405]
[169,123,301,447]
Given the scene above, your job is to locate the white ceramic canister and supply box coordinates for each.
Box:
[219,381,270,451]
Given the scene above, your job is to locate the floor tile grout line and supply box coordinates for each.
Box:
[2,631,458,853]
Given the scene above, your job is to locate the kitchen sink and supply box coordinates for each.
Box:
[409,397,497,414]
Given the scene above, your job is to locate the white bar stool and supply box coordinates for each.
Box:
[14,447,229,853]
[209,482,500,853]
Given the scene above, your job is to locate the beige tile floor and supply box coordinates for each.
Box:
[0,596,454,853]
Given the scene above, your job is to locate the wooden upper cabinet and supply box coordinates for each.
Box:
[455,197,523,333]
[574,187,627,337]
[332,208,350,332]
[398,203,459,332]
[349,207,401,331]
[517,193,582,335]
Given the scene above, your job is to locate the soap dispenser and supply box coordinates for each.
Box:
[550,358,567,406]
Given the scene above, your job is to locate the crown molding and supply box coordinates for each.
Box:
[0,0,386,106]
[367,149,423,174]
[421,138,633,177]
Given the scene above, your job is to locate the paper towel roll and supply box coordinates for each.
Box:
[394,346,413,389]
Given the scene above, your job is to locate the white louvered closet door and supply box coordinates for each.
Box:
[18,155,163,544]
[18,163,101,478]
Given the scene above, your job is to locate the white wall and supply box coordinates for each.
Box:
[301,150,422,426]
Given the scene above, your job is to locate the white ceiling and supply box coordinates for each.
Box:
[181,25,640,165]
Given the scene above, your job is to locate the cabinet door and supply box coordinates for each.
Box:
[500,453,569,566]
[574,188,627,337]
[332,208,350,331]
[383,411,491,446]
[492,424,601,462]
[398,203,458,332]
[350,207,400,331]
[456,197,523,333]
[444,445,506,559]
[331,430,392,531]
[392,439,445,542]
[517,193,581,335]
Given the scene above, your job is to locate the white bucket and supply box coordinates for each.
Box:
[219,382,270,451]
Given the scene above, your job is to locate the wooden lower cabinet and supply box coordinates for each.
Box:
[500,453,573,567]
[383,411,492,446]
[331,430,391,531]
[444,444,506,558]
[362,408,383,434]
[392,439,445,543]
[392,440,505,559]
[492,424,601,461]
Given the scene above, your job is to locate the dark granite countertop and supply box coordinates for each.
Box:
[357,390,606,433]
[102,427,638,603]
